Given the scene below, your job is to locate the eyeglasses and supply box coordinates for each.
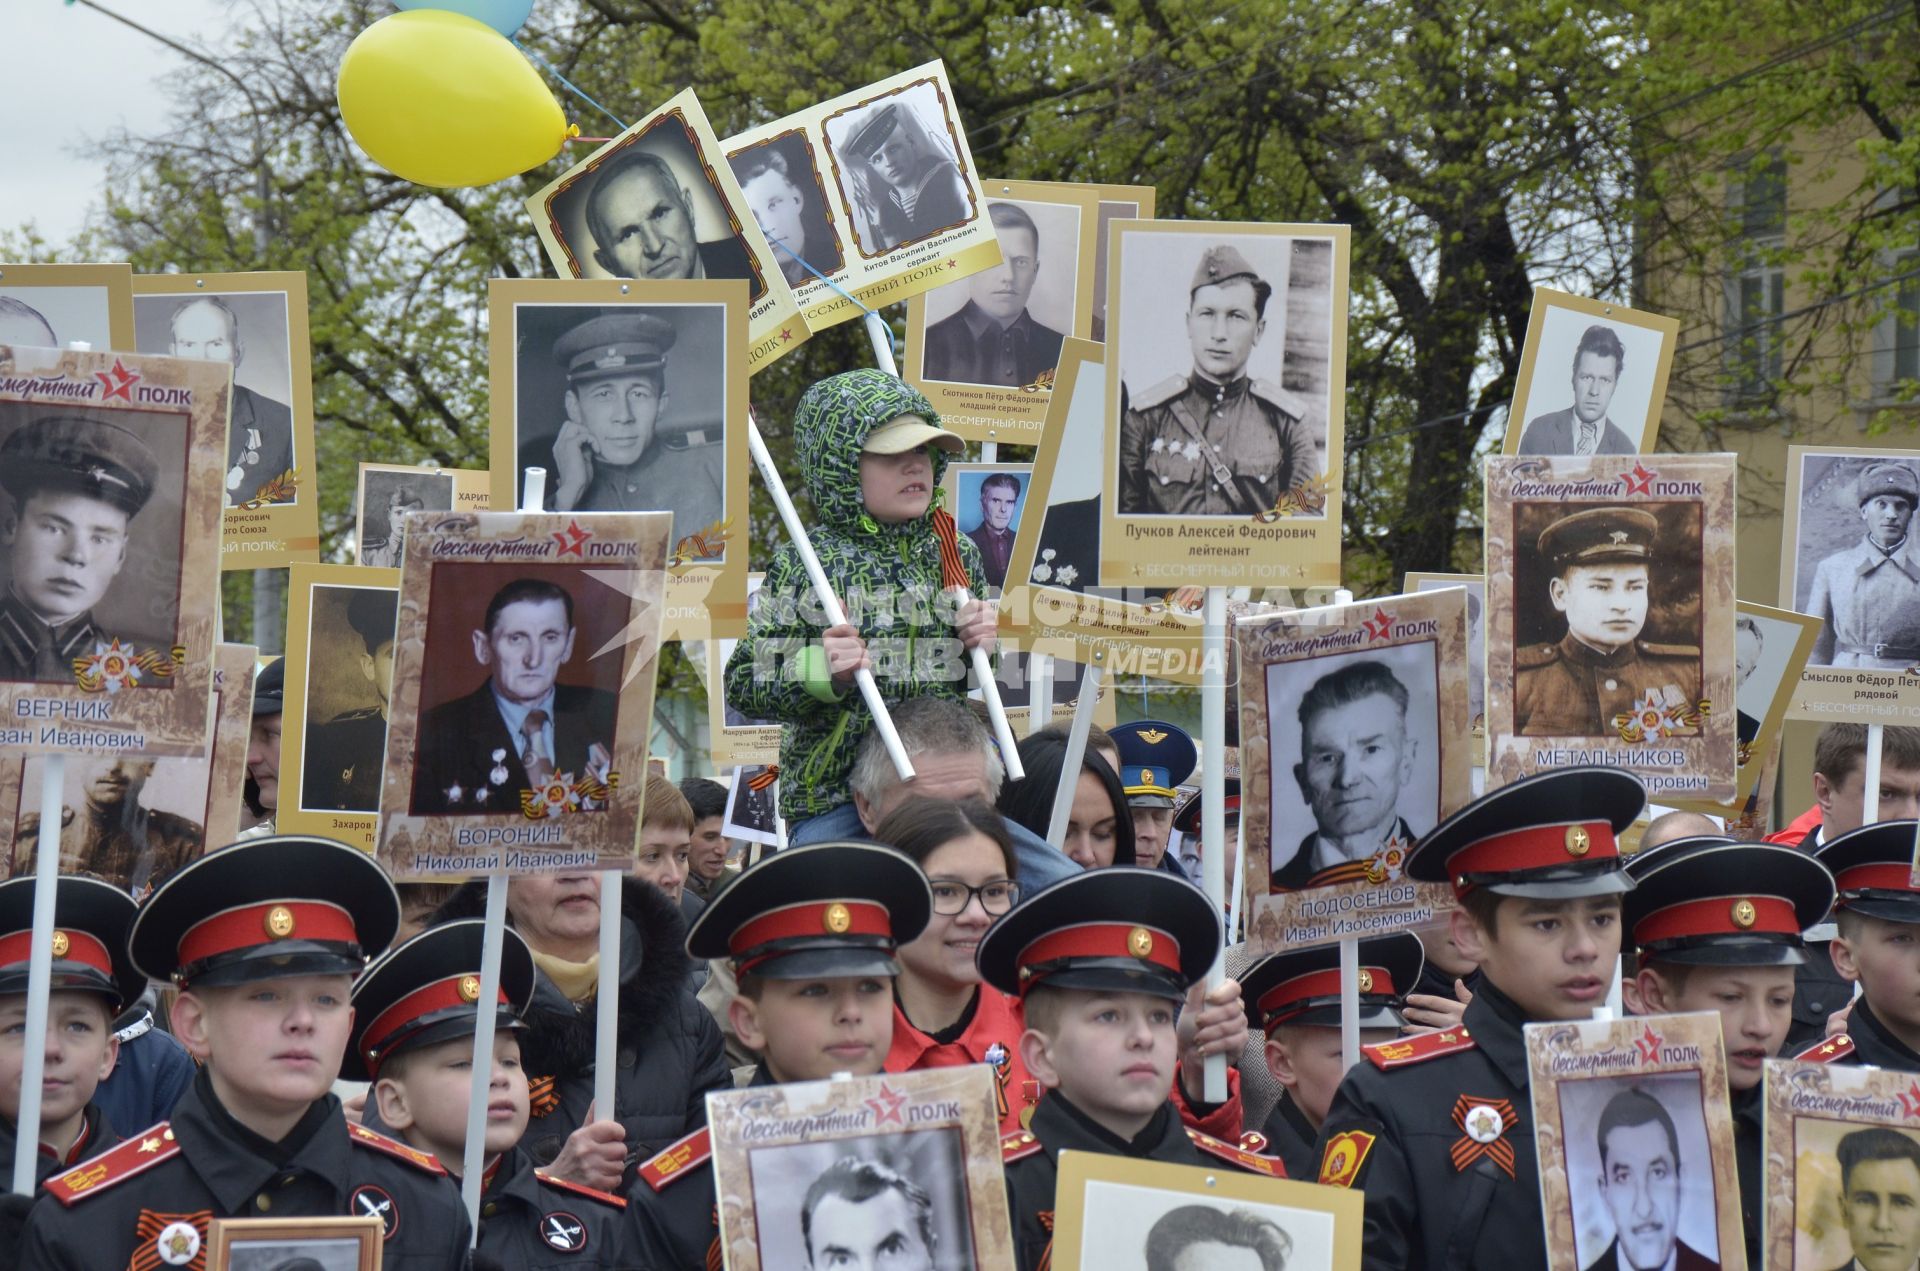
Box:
[928,880,1020,916]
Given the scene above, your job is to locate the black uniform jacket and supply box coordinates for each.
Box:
[1259,1092,1320,1181]
[1794,996,1920,1071]
[0,1103,116,1191]
[1733,1081,1763,1268]
[627,1063,786,1271]
[478,1144,638,1268]
[412,681,616,814]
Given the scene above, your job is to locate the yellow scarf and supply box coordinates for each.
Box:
[530,948,599,1003]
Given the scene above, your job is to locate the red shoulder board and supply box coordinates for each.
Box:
[1364,1027,1476,1071]
[1000,1130,1044,1164]
[1794,1033,1855,1063]
[46,1123,179,1206]
[638,1127,711,1192]
[348,1121,448,1175]
[536,1171,628,1209]
[1186,1128,1285,1177]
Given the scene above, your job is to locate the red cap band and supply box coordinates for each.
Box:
[1836,863,1920,895]
[0,928,112,979]
[361,973,507,1074]
[729,900,893,962]
[1016,922,1180,982]
[1633,894,1799,946]
[177,901,358,969]
[1258,966,1395,1025]
[1447,820,1616,886]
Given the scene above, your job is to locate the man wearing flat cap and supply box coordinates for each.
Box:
[303,587,398,812]
[1807,460,1920,669]
[1515,506,1701,737]
[1120,245,1315,517]
[844,100,970,250]
[0,415,166,685]
[581,148,760,295]
[521,312,724,553]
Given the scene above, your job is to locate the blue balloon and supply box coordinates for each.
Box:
[393,0,533,37]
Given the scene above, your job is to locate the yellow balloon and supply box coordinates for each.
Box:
[338,9,566,188]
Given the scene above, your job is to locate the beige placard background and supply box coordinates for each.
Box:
[1763,1057,1920,1271]
[1499,287,1680,456]
[1527,1012,1745,1271]
[707,1067,1015,1271]
[704,572,778,768]
[1406,572,1488,766]
[355,463,489,565]
[0,262,135,352]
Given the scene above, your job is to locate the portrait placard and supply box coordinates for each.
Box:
[525,88,809,371]
[1004,180,1157,342]
[375,510,669,879]
[1668,601,1822,821]
[1779,445,1920,720]
[705,572,778,767]
[721,60,1003,330]
[1048,1151,1362,1271]
[1236,589,1468,950]
[131,272,321,568]
[486,278,748,642]
[904,179,1099,442]
[1102,219,1349,589]
[1485,453,1738,802]
[722,764,780,847]
[0,262,134,353]
[992,642,1120,731]
[706,1066,1015,1271]
[205,1215,382,1270]
[939,461,1033,597]
[1525,1012,1744,1271]
[1406,572,1487,766]
[278,564,397,853]
[355,462,489,566]
[1500,288,1680,457]
[0,345,226,757]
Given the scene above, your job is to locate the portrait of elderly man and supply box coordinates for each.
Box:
[733,143,841,286]
[1142,1204,1293,1271]
[1270,659,1423,892]
[410,576,617,814]
[964,472,1022,591]
[9,754,202,894]
[1518,323,1638,457]
[842,99,970,251]
[0,296,56,348]
[582,146,759,294]
[1807,460,1920,669]
[800,1157,940,1271]
[1120,245,1314,518]
[922,202,1066,387]
[1583,1086,1715,1271]
[166,295,295,506]
[1828,1127,1920,1271]
[1515,506,1700,737]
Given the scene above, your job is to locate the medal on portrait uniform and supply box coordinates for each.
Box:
[490,747,509,787]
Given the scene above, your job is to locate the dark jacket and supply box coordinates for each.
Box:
[1581,1238,1718,1270]
[1260,1093,1320,1182]
[1516,407,1636,456]
[0,1103,116,1190]
[91,1000,196,1131]
[922,300,1065,388]
[225,382,296,506]
[1733,1082,1762,1268]
[433,877,730,1165]
[412,681,616,815]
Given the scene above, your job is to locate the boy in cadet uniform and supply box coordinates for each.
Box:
[1237,933,1422,1180]
[1797,820,1920,1070]
[17,836,472,1269]
[349,918,640,1266]
[1109,719,1197,874]
[1620,836,1835,1264]
[974,867,1284,1271]
[1312,766,1645,1270]
[630,841,933,1270]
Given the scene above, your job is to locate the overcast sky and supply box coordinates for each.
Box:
[2,0,235,245]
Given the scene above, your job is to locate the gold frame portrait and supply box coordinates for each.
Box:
[354,462,489,566]
[1668,600,1822,820]
[704,571,778,768]
[205,1215,383,1270]
[0,262,135,352]
[1405,571,1487,766]
[1501,288,1680,457]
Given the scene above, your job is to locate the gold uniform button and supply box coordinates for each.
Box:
[50,930,68,958]
[458,974,482,1003]
[264,906,296,938]
[823,903,852,935]
[1565,826,1591,857]
[1357,969,1374,993]
[1128,927,1155,959]
[254,1193,272,1212]
[483,1202,497,1218]
[1731,899,1758,930]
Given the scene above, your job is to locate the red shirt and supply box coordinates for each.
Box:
[1766,805,1821,846]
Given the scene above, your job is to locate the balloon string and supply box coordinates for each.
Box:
[513,40,629,132]
[765,233,890,345]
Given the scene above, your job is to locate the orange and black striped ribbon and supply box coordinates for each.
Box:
[1037,1209,1055,1271]
[746,766,779,792]
[928,508,971,592]
[131,1209,210,1271]
[1449,1095,1517,1178]
[528,1074,562,1120]
[706,1206,724,1271]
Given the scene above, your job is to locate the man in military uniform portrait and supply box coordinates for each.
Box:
[1517,324,1638,457]
[303,587,397,813]
[839,97,971,251]
[921,201,1066,387]
[581,146,761,297]
[166,295,296,506]
[1119,245,1314,518]
[9,754,203,894]
[1515,506,1701,737]
[1806,460,1920,669]
[732,141,843,287]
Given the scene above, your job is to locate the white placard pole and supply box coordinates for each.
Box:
[1200,588,1228,1102]
[10,752,67,1195]
[1044,660,1105,848]
[1028,652,1053,738]
[1227,812,1248,944]
[1316,587,1363,1073]
[1865,723,1885,823]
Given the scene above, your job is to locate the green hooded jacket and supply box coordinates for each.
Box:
[725,371,988,821]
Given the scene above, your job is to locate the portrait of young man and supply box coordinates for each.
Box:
[358,470,451,569]
[798,1157,940,1271]
[1518,323,1638,457]
[833,91,972,254]
[302,587,397,814]
[8,753,204,893]
[1140,1204,1294,1271]
[921,201,1067,387]
[576,141,763,298]
[158,294,295,506]
[730,136,844,287]
[1804,460,1920,670]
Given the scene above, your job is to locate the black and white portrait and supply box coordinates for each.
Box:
[509,302,728,551]
[8,751,210,893]
[1510,300,1674,457]
[725,764,780,846]
[1075,1182,1336,1271]
[1264,644,1441,892]
[1114,230,1332,519]
[1090,199,1143,344]
[0,287,112,351]
[744,1130,973,1271]
[357,469,452,569]
[300,585,395,816]
[1787,452,1920,670]
[1028,348,1107,592]
[1556,1075,1720,1271]
[1410,577,1485,728]
[222,1239,366,1271]
[919,198,1079,388]
[134,291,297,508]
[728,130,846,287]
[824,80,977,258]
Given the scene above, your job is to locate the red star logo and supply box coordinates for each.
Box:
[1901,1080,1920,1119]
[779,327,794,344]
[1621,462,1657,497]
[864,1082,908,1127]
[552,520,591,556]
[945,258,958,270]
[1362,608,1394,641]
[1634,1023,1663,1064]
[94,358,140,402]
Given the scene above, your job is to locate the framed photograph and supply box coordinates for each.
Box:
[1779,445,1920,720]
[1406,573,1486,766]
[277,565,397,853]
[1526,1012,1744,1271]
[706,1066,1015,1271]
[722,61,1002,329]
[937,461,1033,597]
[1762,1056,1920,1270]
[706,572,779,767]
[0,346,227,757]
[355,463,488,566]
[374,510,669,879]
[131,272,321,568]
[1236,589,1468,950]
[1671,601,1823,822]
[1485,453,1738,801]
[1500,288,1680,457]
[205,1215,382,1270]
[989,643,1120,732]
[486,278,748,642]
[723,764,780,847]
[0,262,134,354]
[525,88,808,371]
[904,179,1099,443]
[1049,1151,1362,1271]
[1102,219,1349,589]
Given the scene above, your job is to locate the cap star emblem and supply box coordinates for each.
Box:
[1608,530,1630,544]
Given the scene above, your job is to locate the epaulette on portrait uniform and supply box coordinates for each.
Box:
[1249,379,1308,420]
[1185,1127,1285,1176]
[1515,644,1560,671]
[45,1122,177,1206]
[330,706,383,722]
[1794,1033,1855,1063]
[664,427,721,452]
[536,1171,628,1209]
[1638,640,1702,658]
[1363,1027,1477,1071]
[348,1120,447,1175]
[1000,1129,1043,1164]
[638,1127,711,1192]
[1129,375,1187,412]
